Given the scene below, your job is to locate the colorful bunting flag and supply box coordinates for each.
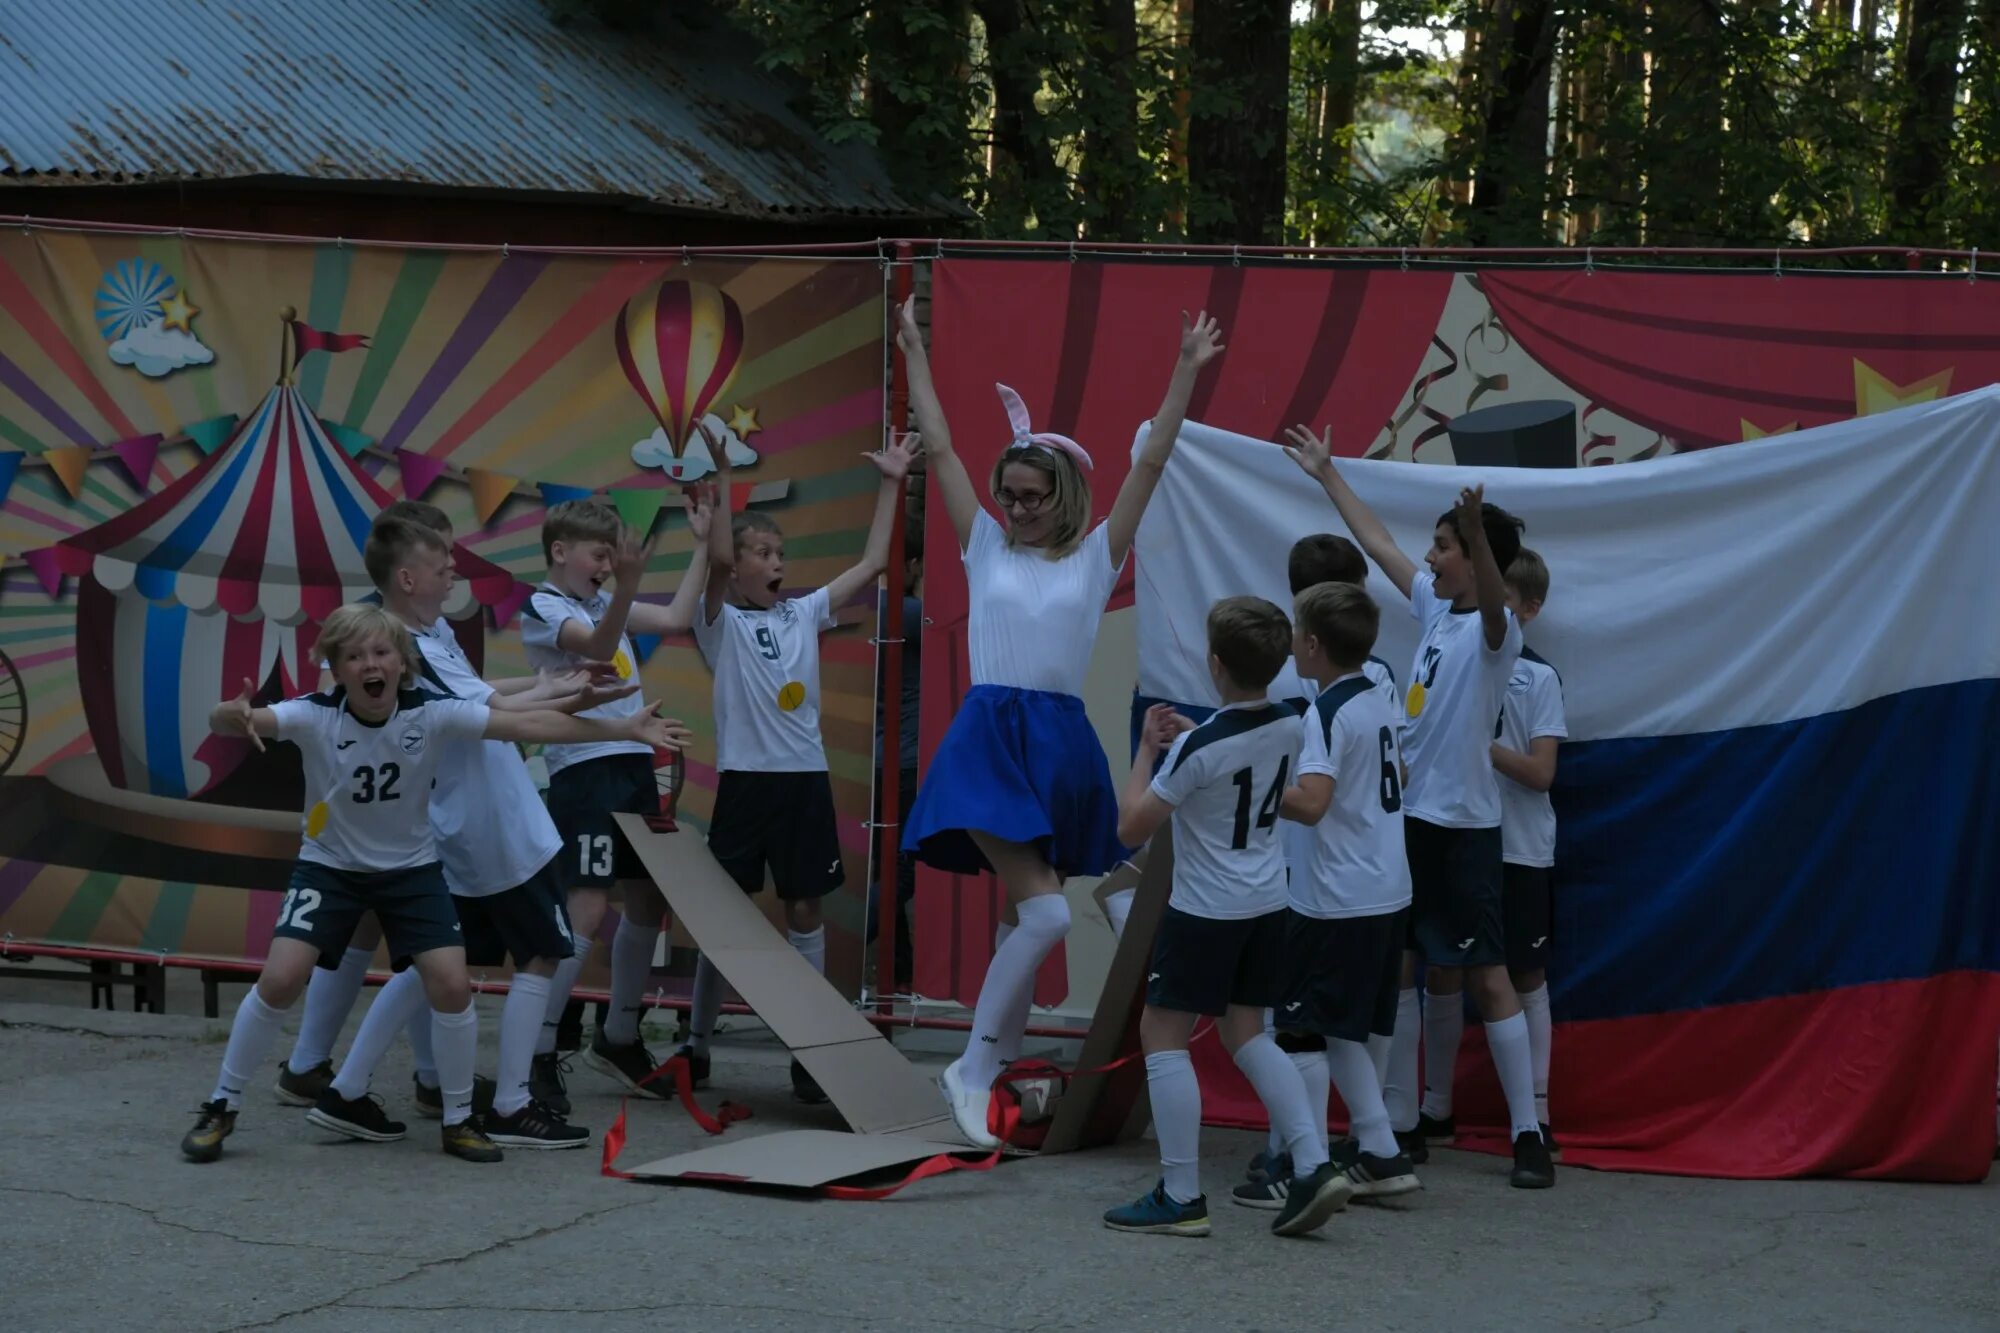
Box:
[110,433,164,493]
[44,446,93,500]
[396,449,450,499]
[466,468,517,525]
[22,547,63,597]
[184,415,240,455]
[321,421,374,459]
[632,633,663,663]
[538,481,593,506]
[610,487,666,536]
[489,579,534,629]
[0,452,19,507]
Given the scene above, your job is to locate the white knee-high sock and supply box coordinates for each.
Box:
[331,967,428,1101]
[212,990,288,1109]
[1486,1012,1541,1139]
[1366,1031,1392,1087]
[1384,988,1422,1131]
[960,896,1068,1091]
[1421,989,1465,1120]
[1328,1038,1398,1159]
[688,954,723,1056]
[1519,984,1552,1123]
[1234,1034,1328,1174]
[787,927,826,976]
[1290,1048,1332,1140]
[1266,1011,1285,1155]
[493,972,551,1117]
[601,917,658,1046]
[992,921,1029,1065]
[1103,886,1136,938]
[537,936,589,1056]
[406,992,437,1087]
[1146,1049,1204,1204]
[432,1004,479,1127]
[288,947,370,1073]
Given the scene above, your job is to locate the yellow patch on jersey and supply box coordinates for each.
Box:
[1406,681,1427,718]
[612,648,635,680]
[306,802,330,839]
[777,680,806,712]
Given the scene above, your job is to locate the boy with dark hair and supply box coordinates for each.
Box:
[1279,422,1553,1190]
[1102,596,1353,1239]
[1238,582,1421,1204]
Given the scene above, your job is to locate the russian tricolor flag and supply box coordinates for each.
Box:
[1134,391,2000,1181]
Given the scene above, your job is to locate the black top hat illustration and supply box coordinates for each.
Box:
[1447,399,1578,469]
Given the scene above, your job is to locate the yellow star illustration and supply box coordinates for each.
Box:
[1740,419,1797,441]
[1854,359,1951,416]
[725,403,762,438]
[159,290,198,333]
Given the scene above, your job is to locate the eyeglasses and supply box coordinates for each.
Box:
[996,488,1053,514]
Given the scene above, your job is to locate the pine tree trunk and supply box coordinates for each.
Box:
[1886,0,1970,242]
[973,0,1070,234]
[1468,0,1559,243]
[1186,0,1293,243]
[1644,0,1725,244]
[1080,0,1142,239]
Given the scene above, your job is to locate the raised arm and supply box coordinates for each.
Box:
[698,425,735,624]
[209,678,279,750]
[896,296,980,551]
[1104,311,1225,568]
[557,528,652,661]
[484,703,692,752]
[825,431,919,610]
[630,484,713,634]
[1279,424,1419,601]
[1455,484,1510,650]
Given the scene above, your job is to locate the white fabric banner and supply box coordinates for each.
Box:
[1133,388,2000,741]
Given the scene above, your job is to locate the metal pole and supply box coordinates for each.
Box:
[873,241,916,1015]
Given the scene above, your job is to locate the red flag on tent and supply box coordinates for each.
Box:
[291,320,370,356]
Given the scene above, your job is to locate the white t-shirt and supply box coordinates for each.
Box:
[411,619,564,896]
[1497,648,1567,867]
[520,582,651,774]
[965,511,1123,696]
[1149,701,1298,920]
[270,688,489,872]
[692,587,836,773]
[1291,673,1412,919]
[1279,656,1400,882]
[1401,571,1521,828]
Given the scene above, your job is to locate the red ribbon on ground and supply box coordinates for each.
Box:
[600,1052,753,1179]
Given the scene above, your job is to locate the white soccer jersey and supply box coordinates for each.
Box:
[1401,571,1522,828]
[520,582,651,775]
[692,587,835,773]
[412,619,564,896]
[1292,673,1412,919]
[270,688,490,872]
[965,511,1122,696]
[1497,647,1567,867]
[1278,655,1400,883]
[1149,701,1298,920]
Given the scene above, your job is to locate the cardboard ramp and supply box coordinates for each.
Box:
[622,1129,979,1191]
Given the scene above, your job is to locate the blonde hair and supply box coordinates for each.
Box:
[989,445,1092,558]
[313,604,424,686]
[1505,547,1550,606]
[542,498,623,564]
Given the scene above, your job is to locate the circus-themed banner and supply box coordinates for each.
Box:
[0,227,888,993]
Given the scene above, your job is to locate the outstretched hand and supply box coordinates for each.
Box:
[1280,423,1335,479]
[628,706,696,752]
[1178,309,1225,369]
[613,528,654,588]
[684,481,717,542]
[867,430,920,483]
[1452,483,1490,550]
[221,677,265,752]
[895,295,926,360]
[1138,702,1193,754]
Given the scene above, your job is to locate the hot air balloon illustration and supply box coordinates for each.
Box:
[615,278,746,460]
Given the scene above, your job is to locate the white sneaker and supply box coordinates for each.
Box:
[940,1059,1000,1149]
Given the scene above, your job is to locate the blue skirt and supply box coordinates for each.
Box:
[904,684,1128,879]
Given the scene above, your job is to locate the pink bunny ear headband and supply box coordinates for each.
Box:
[996,383,1093,471]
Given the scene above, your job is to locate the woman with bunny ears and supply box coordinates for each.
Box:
[895,296,1225,1147]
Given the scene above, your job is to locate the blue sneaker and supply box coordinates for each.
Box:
[1103,1181,1210,1237]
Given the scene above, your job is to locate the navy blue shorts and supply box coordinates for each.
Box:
[546,753,659,887]
[1502,863,1553,971]
[1278,908,1406,1043]
[1145,905,1288,1017]
[275,861,462,971]
[708,770,845,901]
[1405,818,1506,968]
[457,855,576,968]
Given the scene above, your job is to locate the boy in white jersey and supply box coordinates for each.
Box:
[1102,597,1353,1240]
[1237,582,1422,1205]
[1280,422,1553,1189]
[1489,549,1565,1149]
[181,604,690,1164]
[522,498,700,1095]
[680,427,917,1103]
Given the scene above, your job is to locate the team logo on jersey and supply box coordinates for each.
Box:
[400,726,426,756]
[777,681,806,712]
[612,648,635,681]
[305,802,330,838]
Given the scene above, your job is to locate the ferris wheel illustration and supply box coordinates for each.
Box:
[0,645,24,778]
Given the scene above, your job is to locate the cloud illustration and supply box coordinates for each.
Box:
[630,415,760,482]
[108,317,215,378]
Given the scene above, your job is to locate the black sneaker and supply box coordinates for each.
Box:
[1510,1129,1556,1189]
[672,1044,710,1088]
[1541,1121,1561,1159]
[482,1100,590,1150]
[1415,1111,1456,1144]
[791,1058,830,1105]
[274,1059,334,1107]
[1393,1126,1430,1165]
[1271,1161,1355,1237]
[585,1031,667,1098]
[413,1073,497,1120]
[181,1100,237,1163]
[529,1053,571,1117]
[1230,1174,1292,1211]
[1243,1148,1291,1186]
[306,1089,407,1143]
[440,1119,504,1163]
[1343,1149,1423,1199]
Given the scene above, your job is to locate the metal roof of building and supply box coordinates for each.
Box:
[0,0,941,220]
